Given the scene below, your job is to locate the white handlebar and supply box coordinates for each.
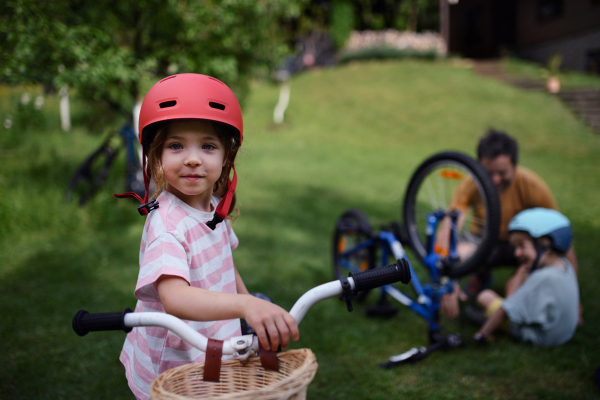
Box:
[122,277,357,355]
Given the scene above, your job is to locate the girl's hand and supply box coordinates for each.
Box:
[241,296,300,351]
[517,262,533,275]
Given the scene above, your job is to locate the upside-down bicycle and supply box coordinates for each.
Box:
[332,151,501,367]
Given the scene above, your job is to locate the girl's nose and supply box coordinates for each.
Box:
[184,150,202,167]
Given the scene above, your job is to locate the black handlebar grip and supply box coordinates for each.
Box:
[351,259,411,292]
[72,308,133,336]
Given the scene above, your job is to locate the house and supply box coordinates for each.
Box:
[439,0,600,72]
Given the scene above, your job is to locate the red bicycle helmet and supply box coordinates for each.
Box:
[115,73,243,229]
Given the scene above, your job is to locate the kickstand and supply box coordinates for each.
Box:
[380,332,463,368]
[366,295,398,318]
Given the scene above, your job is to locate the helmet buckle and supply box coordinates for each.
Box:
[137,199,159,216]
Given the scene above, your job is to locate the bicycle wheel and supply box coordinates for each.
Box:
[332,209,377,301]
[402,151,500,278]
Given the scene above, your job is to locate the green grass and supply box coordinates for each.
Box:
[1,59,600,399]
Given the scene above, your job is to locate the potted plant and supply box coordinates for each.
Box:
[545,52,562,93]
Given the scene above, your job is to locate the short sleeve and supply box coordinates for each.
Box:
[502,275,557,327]
[135,233,191,302]
[225,219,239,250]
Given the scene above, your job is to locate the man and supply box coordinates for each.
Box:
[441,129,580,320]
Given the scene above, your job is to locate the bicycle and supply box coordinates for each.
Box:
[332,151,500,367]
[65,123,144,205]
[72,261,411,399]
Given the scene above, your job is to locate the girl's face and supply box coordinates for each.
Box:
[509,231,537,269]
[161,120,226,211]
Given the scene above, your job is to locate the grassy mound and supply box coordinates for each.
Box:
[1,59,599,399]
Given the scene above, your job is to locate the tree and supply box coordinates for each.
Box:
[396,0,439,32]
[1,0,305,116]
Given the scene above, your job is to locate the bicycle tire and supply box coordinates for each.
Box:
[65,141,119,206]
[402,151,500,278]
[332,209,377,301]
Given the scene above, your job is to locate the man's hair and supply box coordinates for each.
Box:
[477,129,519,165]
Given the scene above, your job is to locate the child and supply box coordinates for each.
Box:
[473,208,579,346]
[116,74,299,399]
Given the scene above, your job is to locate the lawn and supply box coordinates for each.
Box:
[1,59,599,399]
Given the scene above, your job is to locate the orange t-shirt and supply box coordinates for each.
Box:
[450,166,558,242]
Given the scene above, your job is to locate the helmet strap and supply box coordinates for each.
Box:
[531,240,549,272]
[206,164,237,230]
[114,150,159,215]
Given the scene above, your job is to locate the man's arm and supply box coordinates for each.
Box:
[564,245,583,324]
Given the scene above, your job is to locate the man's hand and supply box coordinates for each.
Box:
[440,282,466,319]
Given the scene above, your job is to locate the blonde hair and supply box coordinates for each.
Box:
[147,120,240,218]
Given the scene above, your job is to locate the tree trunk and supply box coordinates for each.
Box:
[407,1,419,32]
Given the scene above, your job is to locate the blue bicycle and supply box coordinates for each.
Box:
[332,151,501,366]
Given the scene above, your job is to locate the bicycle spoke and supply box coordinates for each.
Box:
[436,172,447,208]
[403,152,500,278]
[424,179,440,210]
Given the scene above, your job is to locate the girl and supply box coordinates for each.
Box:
[117,74,299,399]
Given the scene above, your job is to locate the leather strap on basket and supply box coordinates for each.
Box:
[204,339,224,382]
[259,341,280,372]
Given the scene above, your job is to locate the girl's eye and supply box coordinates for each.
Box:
[202,143,217,150]
[168,143,183,150]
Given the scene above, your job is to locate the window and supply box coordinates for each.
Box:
[538,0,563,21]
[587,50,600,75]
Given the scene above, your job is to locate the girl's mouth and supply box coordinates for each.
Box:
[182,175,203,181]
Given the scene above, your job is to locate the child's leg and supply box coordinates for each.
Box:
[477,289,508,330]
[477,289,501,310]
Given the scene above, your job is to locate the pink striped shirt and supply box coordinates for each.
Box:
[120,191,240,399]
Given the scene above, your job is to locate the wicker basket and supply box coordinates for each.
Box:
[150,348,318,400]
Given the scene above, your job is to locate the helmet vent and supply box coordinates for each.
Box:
[159,76,177,83]
[208,77,225,85]
[209,102,226,111]
[159,100,177,108]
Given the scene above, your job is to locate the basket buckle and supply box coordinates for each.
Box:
[234,349,257,365]
[230,335,257,365]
